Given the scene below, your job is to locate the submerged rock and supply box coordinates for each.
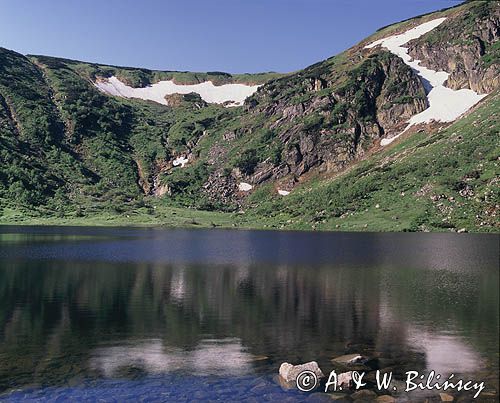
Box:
[352,389,378,400]
[440,393,454,402]
[375,396,396,403]
[332,354,366,365]
[337,371,354,389]
[327,392,351,401]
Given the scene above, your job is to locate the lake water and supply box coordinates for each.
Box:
[0,226,498,402]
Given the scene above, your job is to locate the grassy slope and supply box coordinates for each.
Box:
[0,47,244,213]
[2,91,498,232]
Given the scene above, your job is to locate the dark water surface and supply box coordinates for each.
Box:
[0,226,498,402]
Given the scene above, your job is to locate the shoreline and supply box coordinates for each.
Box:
[0,216,497,234]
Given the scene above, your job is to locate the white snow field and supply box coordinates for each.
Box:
[365,18,487,145]
[172,156,189,168]
[238,182,253,192]
[95,76,260,107]
[278,190,290,196]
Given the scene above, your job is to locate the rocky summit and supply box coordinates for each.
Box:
[0,1,498,232]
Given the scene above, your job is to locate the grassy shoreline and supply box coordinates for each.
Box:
[1,207,498,234]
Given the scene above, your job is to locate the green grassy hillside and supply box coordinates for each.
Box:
[0,0,498,232]
[2,91,497,232]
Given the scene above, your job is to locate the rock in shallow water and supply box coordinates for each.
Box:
[352,389,378,401]
[332,354,366,365]
[327,392,351,401]
[338,371,354,390]
[440,392,454,402]
[279,361,325,383]
[325,371,355,392]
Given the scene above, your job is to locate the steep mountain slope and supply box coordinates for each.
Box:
[238,89,499,232]
[0,0,498,232]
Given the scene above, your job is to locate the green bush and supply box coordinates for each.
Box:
[235,149,259,175]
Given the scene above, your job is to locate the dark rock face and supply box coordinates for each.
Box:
[198,50,430,205]
[164,93,208,108]
[406,2,500,94]
[232,52,427,188]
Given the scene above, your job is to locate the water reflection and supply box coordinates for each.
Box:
[408,329,482,376]
[0,228,498,398]
[90,338,254,377]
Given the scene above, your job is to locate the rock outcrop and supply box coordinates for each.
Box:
[211,51,427,198]
[406,2,499,94]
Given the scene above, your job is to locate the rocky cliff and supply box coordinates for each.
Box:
[406,1,499,93]
[229,52,427,187]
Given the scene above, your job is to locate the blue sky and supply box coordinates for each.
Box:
[0,0,462,73]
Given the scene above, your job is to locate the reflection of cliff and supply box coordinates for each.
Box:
[0,254,497,392]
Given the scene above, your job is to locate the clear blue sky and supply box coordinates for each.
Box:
[0,0,462,73]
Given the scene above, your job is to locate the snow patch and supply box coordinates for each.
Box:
[238,182,253,192]
[173,156,189,168]
[278,190,290,196]
[95,76,259,107]
[366,18,487,146]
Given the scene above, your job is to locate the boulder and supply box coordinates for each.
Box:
[440,393,454,402]
[279,361,325,383]
[275,374,296,390]
[327,392,352,401]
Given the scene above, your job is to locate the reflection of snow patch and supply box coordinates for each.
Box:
[408,328,482,376]
[170,268,186,302]
[173,156,189,168]
[95,76,259,107]
[238,182,253,191]
[366,18,487,146]
[90,338,254,377]
[278,190,290,196]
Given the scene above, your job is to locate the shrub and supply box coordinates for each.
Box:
[235,149,259,175]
